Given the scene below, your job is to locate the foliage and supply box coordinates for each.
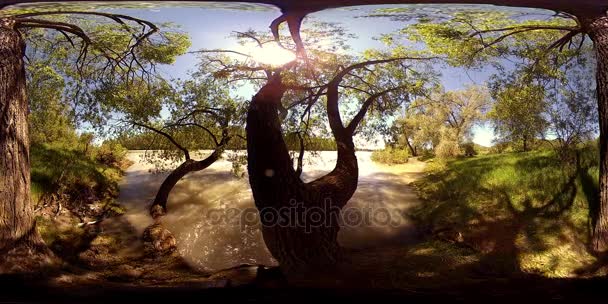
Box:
[199,20,438,156]
[226,152,248,178]
[21,14,190,131]
[545,53,598,158]
[371,147,410,165]
[26,62,80,145]
[94,141,128,167]
[116,127,339,152]
[99,69,244,173]
[391,8,597,156]
[390,85,490,158]
[435,131,462,158]
[488,83,548,151]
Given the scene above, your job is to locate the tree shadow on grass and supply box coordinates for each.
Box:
[411,153,590,278]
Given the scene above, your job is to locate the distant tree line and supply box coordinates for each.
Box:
[114,128,337,151]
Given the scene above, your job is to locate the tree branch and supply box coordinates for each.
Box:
[128,121,191,160]
[294,131,305,177]
[468,24,579,37]
[346,84,410,135]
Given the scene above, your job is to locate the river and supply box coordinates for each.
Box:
[116,150,425,272]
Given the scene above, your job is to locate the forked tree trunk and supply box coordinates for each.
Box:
[246,75,358,274]
[0,20,53,273]
[583,14,608,253]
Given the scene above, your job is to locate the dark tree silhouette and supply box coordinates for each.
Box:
[246,55,423,274]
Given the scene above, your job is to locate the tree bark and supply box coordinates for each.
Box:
[149,150,223,218]
[246,75,358,275]
[582,14,608,254]
[0,19,53,273]
[405,137,417,157]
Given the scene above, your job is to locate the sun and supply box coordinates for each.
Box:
[248,43,297,67]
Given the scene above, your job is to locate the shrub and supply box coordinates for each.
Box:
[461,142,478,157]
[94,141,128,167]
[371,147,409,164]
[435,139,461,159]
[226,152,248,178]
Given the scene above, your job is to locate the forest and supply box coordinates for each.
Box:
[0,0,607,302]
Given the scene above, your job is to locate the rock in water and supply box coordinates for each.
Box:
[142,223,177,255]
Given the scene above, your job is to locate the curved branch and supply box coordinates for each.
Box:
[468,24,579,37]
[233,31,269,48]
[325,56,435,136]
[269,10,308,57]
[346,84,410,135]
[129,121,191,160]
[13,10,159,82]
[15,20,91,44]
[548,30,583,50]
[269,13,287,48]
[171,122,220,147]
[15,11,158,32]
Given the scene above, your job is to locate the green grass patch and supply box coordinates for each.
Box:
[31,142,125,205]
[412,149,601,277]
[31,142,128,248]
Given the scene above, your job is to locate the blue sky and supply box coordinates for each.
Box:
[110,4,512,147]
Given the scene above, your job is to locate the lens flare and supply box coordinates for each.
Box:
[249,43,296,66]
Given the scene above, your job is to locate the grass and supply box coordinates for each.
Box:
[31,142,127,204]
[412,149,602,277]
[31,142,128,251]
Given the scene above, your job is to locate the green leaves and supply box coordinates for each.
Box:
[138,31,191,64]
[488,83,548,151]
[22,14,190,131]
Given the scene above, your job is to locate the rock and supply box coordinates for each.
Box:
[150,204,166,219]
[116,264,143,278]
[143,223,177,255]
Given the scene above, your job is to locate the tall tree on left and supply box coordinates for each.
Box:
[0,10,165,274]
[0,18,55,274]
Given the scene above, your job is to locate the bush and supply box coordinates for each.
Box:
[94,141,128,167]
[226,152,247,178]
[435,139,461,159]
[461,142,478,157]
[371,147,409,164]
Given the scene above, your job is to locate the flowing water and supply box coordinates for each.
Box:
[117,150,425,272]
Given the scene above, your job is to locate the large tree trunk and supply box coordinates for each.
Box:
[583,14,608,254]
[0,20,53,273]
[246,75,358,275]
